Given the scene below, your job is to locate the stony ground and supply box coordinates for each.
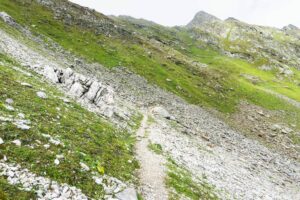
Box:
[0,12,299,200]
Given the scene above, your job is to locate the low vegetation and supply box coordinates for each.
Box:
[0,0,299,117]
[0,177,36,200]
[166,159,219,200]
[148,142,163,155]
[0,55,139,198]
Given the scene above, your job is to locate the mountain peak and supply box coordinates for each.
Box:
[186,11,220,28]
[282,24,299,31]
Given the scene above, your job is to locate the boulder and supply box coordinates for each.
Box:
[44,65,58,83]
[152,106,174,120]
[115,187,138,200]
[5,98,14,104]
[37,91,47,99]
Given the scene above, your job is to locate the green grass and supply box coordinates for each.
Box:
[166,159,219,200]
[0,0,299,119]
[0,55,139,198]
[148,142,163,155]
[0,177,36,200]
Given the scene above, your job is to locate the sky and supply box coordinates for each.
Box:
[70,0,300,28]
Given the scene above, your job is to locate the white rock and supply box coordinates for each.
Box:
[56,154,64,159]
[20,82,33,88]
[115,187,138,200]
[0,116,13,122]
[80,162,90,171]
[54,158,60,165]
[37,91,47,99]
[69,82,85,97]
[12,139,21,146]
[13,119,31,130]
[270,124,281,131]
[92,176,103,185]
[44,144,50,149]
[152,106,174,120]
[281,127,293,134]
[49,138,61,146]
[4,104,14,111]
[44,65,58,83]
[0,137,4,144]
[5,98,14,104]
[17,113,25,119]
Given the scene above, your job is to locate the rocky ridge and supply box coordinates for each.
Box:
[187,12,300,73]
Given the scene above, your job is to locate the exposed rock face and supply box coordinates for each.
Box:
[0,27,117,119]
[283,24,299,31]
[37,0,133,38]
[186,12,300,71]
[187,11,221,28]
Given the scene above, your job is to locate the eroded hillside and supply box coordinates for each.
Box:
[0,0,299,199]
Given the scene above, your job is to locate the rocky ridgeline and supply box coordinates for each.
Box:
[36,0,132,38]
[186,12,300,73]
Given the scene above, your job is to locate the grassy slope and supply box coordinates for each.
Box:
[0,0,299,116]
[0,54,138,198]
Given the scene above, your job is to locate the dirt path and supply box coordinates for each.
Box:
[135,112,168,200]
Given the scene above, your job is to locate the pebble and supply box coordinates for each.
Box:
[80,162,90,171]
[12,139,21,146]
[0,137,4,145]
[37,91,47,99]
[17,113,25,119]
[5,98,14,104]
[4,104,14,111]
[13,119,31,130]
[54,158,60,165]
[21,82,33,88]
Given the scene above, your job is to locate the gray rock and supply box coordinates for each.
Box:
[12,139,21,146]
[270,124,281,131]
[5,98,14,104]
[21,82,33,88]
[44,65,59,83]
[281,127,293,134]
[13,119,31,130]
[152,106,170,118]
[115,187,137,200]
[4,104,15,111]
[17,113,25,119]
[36,91,47,99]
[79,162,90,171]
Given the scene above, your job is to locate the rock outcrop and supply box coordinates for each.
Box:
[187,11,221,28]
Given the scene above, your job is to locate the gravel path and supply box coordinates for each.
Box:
[135,113,168,200]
